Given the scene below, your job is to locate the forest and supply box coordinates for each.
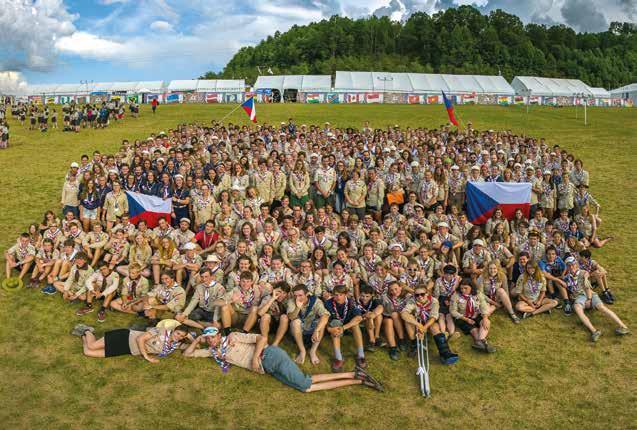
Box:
[201,6,637,89]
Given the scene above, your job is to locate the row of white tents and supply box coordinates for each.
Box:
[12,73,634,106]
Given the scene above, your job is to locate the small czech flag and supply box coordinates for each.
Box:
[442,91,459,127]
[241,97,257,123]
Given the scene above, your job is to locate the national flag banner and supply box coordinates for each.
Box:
[408,94,421,104]
[206,93,221,103]
[465,182,531,225]
[529,96,540,105]
[128,95,139,103]
[306,93,320,104]
[166,93,180,103]
[346,93,361,103]
[327,93,340,104]
[427,95,440,104]
[46,97,56,104]
[497,96,510,105]
[241,96,257,122]
[462,92,477,104]
[514,95,525,105]
[442,91,459,126]
[365,92,381,104]
[126,191,172,228]
[545,97,557,106]
[30,96,42,104]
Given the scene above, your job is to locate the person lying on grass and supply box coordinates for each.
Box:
[183,327,384,393]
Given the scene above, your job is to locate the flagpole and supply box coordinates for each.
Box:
[219,98,248,122]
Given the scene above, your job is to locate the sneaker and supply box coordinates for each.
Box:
[389,347,400,361]
[555,300,563,309]
[71,324,94,337]
[591,330,602,342]
[41,285,56,295]
[97,309,106,323]
[331,359,344,373]
[564,301,573,316]
[398,340,409,352]
[510,313,521,324]
[354,367,385,392]
[355,356,368,369]
[364,342,377,353]
[75,306,94,316]
[471,340,486,351]
[408,344,418,358]
[522,312,533,320]
[615,327,630,336]
[375,339,386,348]
[607,290,616,302]
[600,290,612,305]
[483,340,496,353]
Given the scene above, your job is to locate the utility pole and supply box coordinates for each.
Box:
[377,75,393,103]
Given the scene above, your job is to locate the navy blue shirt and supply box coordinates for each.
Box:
[325,297,361,324]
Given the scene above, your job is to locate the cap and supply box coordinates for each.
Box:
[388,243,403,251]
[451,165,460,170]
[206,254,221,263]
[179,217,191,224]
[565,256,577,265]
[443,264,457,274]
[70,162,79,168]
[174,174,184,179]
[471,165,480,171]
[526,166,535,171]
[543,170,552,175]
[473,239,485,247]
[437,222,449,228]
[202,327,219,337]
[183,242,196,250]
[410,161,419,167]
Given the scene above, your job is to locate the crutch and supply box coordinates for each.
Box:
[416,334,431,397]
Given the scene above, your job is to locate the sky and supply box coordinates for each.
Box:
[0,0,635,91]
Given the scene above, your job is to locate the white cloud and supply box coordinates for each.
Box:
[55,31,127,59]
[0,0,76,70]
[0,71,28,94]
[149,20,174,32]
[99,0,131,4]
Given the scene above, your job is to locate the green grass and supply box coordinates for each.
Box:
[1,104,636,429]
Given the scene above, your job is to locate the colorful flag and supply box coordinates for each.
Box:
[327,93,340,104]
[462,92,477,104]
[126,191,172,228]
[206,93,221,103]
[427,95,440,104]
[442,91,459,126]
[465,182,531,225]
[347,93,361,103]
[166,93,180,103]
[365,93,381,104]
[305,93,320,103]
[408,95,422,104]
[241,97,257,122]
[514,96,525,105]
[497,96,510,105]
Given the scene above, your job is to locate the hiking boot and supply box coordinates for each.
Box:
[408,344,418,358]
[563,301,573,316]
[97,308,106,323]
[591,330,602,342]
[607,290,616,302]
[71,324,94,337]
[355,356,368,369]
[75,306,94,316]
[389,347,400,361]
[398,339,409,352]
[615,327,630,336]
[483,340,496,353]
[374,338,386,348]
[331,359,344,373]
[364,342,377,353]
[510,313,521,324]
[471,340,487,351]
[601,290,614,305]
[522,312,533,320]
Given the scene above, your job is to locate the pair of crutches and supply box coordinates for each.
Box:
[416,334,431,397]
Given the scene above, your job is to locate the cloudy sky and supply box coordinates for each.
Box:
[1,0,635,90]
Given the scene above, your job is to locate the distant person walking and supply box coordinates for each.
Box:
[151,98,158,114]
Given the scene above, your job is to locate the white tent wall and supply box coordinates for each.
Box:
[510,76,608,106]
[254,75,331,102]
[610,83,637,106]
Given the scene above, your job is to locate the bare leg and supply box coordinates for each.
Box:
[309,329,324,365]
[273,315,288,346]
[497,288,515,315]
[290,319,306,364]
[259,314,272,340]
[532,299,558,315]
[574,304,596,333]
[596,303,627,328]
[243,307,259,332]
[305,379,363,392]
[383,318,396,347]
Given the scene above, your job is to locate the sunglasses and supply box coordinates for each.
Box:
[414,292,427,297]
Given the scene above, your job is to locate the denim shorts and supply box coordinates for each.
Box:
[262,346,312,392]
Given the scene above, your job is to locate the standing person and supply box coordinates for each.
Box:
[183,327,384,392]
[562,257,629,342]
[151,97,158,114]
[313,156,336,209]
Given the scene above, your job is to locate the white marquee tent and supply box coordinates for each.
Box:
[510,76,594,97]
[610,83,637,104]
[254,75,331,93]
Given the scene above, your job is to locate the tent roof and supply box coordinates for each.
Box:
[92,82,115,92]
[135,81,165,92]
[52,83,88,94]
[610,83,637,94]
[26,84,61,95]
[254,75,331,91]
[167,80,198,91]
[588,87,610,98]
[195,79,245,92]
[110,81,140,92]
[511,76,593,97]
[334,71,514,94]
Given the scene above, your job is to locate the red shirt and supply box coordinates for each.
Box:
[151,99,158,107]
[195,230,218,249]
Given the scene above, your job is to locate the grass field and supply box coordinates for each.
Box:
[0,103,636,429]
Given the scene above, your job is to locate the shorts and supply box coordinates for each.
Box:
[262,346,312,392]
[82,208,98,219]
[231,311,249,327]
[454,315,484,335]
[104,329,132,357]
[190,308,217,323]
[574,293,602,309]
[438,295,450,314]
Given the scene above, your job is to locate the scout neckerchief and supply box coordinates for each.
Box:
[128,278,139,300]
[564,270,580,295]
[358,297,373,314]
[389,293,407,312]
[160,284,178,304]
[330,297,350,322]
[362,256,377,273]
[487,276,499,299]
[211,336,230,373]
[525,278,541,297]
[461,293,477,318]
[158,330,180,358]
[239,287,255,307]
[416,297,433,323]
[440,276,456,296]
[299,295,317,321]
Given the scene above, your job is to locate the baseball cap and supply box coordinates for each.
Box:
[179,217,191,224]
[202,327,219,337]
[473,239,485,246]
[183,242,196,250]
[70,162,79,168]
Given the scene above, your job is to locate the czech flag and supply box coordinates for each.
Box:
[241,97,257,122]
[465,182,531,224]
[442,91,459,126]
[125,191,172,228]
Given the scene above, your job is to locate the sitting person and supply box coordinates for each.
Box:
[220,271,267,335]
[476,262,520,323]
[450,278,496,353]
[183,327,384,392]
[257,282,291,347]
[52,252,94,303]
[401,285,459,365]
[175,267,226,329]
[144,270,186,324]
[110,264,150,315]
[380,281,412,360]
[356,283,384,351]
[287,284,329,365]
[513,260,558,319]
[5,232,36,282]
[76,261,120,322]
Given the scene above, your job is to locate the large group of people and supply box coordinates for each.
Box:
[4,118,631,393]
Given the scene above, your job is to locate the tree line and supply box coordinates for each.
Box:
[201,6,637,90]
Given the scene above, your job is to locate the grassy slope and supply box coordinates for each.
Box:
[0,104,636,429]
